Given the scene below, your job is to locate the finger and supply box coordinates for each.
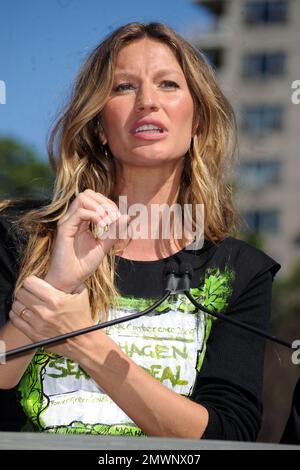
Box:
[83,197,120,224]
[96,202,120,220]
[96,214,131,247]
[83,190,120,214]
[9,310,35,338]
[60,193,102,225]
[96,211,126,239]
[22,275,64,303]
[96,207,121,229]
[11,304,33,324]
[11,299,27,316]
[15,285,46,312]
[80,189,117,208]
[59,192,122,239]
[62,190,119,223]
[59,208,103,234]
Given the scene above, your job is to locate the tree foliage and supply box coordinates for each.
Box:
[0,137,54,199]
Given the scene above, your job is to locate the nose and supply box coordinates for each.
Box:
[135,83,159,112]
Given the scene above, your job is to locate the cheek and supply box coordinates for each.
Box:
[168,96,194,132]
[102,101,128,136]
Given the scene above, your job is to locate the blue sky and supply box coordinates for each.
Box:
[0,0,210,160]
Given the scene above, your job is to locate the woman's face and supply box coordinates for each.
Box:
[100,38,196,168]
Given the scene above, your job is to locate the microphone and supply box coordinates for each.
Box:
[163,261,180,293]
[163,261,193,294]
[178,262,193,292]
[181,262,294,350]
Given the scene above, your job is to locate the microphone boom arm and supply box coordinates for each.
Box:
[2,262,296,362]
[184,290,293,349]
[4,291,170,360]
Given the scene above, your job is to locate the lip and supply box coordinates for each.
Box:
[131,131,168,141]
[130,118,168,136]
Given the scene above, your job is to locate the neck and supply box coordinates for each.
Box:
[112,159,192,260]
[113,159,184,207]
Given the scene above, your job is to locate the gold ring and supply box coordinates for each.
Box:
[97,224,109,238]
[20,307,28,320]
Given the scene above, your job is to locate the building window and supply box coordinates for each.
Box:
[293,233,300,248]
[243,1,288,25]
[242,52,286,78]
[241,105,284,135]
[237,160,281,190]
[243,210,280,233]
[200,1,227,17]
[201,47,224,70]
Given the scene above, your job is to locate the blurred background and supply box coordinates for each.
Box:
[0,0,300,443]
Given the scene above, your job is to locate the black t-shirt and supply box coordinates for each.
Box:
[281,378,300,444]
[0,200,281,440]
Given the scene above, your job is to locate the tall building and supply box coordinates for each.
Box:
[189,0,300,275]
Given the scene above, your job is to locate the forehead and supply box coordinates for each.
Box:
[114,38,183,74]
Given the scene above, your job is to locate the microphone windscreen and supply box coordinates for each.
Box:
[164,261,179,276]
[179,262,194,278]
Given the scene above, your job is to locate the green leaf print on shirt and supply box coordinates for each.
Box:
[17,264,234,434]
[192,265,235,314]
[18,349,54,430]
[190,265,235,372]
[45,421,145,436]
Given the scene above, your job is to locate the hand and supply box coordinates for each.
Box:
[45,189,130,293]
[9,275,96,359]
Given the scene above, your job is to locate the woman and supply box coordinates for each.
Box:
[0,22,280,439]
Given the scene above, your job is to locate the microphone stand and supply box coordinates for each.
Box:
[3,291,170,360]
[184,290,293,349]
[3,264,181,361]
[178,263,294,350]
[2,261,296,361]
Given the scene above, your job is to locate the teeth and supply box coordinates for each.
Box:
[135,124,163,133]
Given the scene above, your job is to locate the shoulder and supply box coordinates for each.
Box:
[0,198,49,218]
[0,198,50,223]
[0,198,50,260]
[200,236,281,308]
[219,235,281,281]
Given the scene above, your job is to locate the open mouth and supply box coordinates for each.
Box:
[131,129,167,140]
[135,128,164,134]
[130,122,168,140]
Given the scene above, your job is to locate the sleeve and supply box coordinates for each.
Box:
[0,201,44,432]
[0,213,19,327]
[0,199,44,327]
[281,377,300,444]
[191,264,279,441]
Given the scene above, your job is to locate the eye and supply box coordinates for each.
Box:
[114,83,134,92]
[161,80,179,89]
[114,81,180,92]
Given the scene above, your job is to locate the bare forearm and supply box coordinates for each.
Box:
[43,273,76,294]
[0,322,36,389]
[73,332,209,439]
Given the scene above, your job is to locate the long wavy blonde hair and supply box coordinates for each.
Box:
[0,22,240,321]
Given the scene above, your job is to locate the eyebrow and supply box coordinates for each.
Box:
[114,69,182,79]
